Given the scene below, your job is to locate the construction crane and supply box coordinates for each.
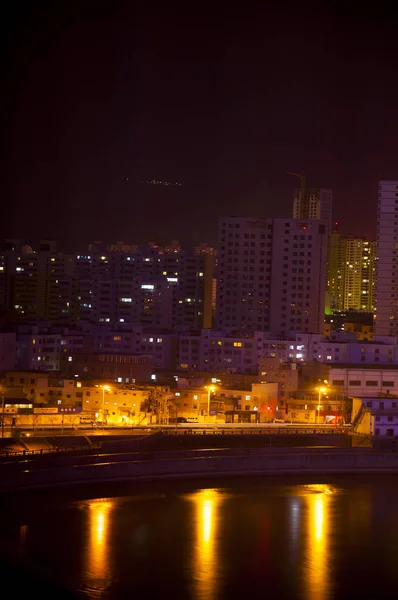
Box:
[287,171,307,219]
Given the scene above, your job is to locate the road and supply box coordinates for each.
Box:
[0,422,349,438]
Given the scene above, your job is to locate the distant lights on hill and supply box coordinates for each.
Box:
[140,180,182,187]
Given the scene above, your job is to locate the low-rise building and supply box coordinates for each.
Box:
[60,352,153,383]
[328,365,398,397]
[351,395,398,440]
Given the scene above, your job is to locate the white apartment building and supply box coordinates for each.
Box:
[353,396,398,438]
[178,330,296,373]
[375,180,398,336]
[216,217,328,337]
[328,366,398,397]
[177,329,398,375]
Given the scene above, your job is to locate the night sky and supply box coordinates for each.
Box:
[3,2,398,250]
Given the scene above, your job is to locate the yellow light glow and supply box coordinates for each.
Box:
[306,487,330,599]
[185,489,225,599]
[203,499,212,543]
[314,495,324,541]
[85,499,114,585]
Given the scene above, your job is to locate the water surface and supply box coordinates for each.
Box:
[1,477,398,599]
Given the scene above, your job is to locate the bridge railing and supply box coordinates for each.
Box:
[161,427,346,436]
[0,443,102,459]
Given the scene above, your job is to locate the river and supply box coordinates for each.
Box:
[1,476,398,599]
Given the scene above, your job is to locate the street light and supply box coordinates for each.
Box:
[0,387,4,439]
[101,385,110,427]
[316,386,326,425]
[206,385,216,420]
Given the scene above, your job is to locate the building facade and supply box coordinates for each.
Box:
[293,188,332,231]
[216,217,328,336]
[327,228,376,313]
[375,180,398,336]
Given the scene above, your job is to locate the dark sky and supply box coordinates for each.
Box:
[2,1,398,250]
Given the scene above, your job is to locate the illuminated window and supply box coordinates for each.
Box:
[234,342,242,347]
[113,336,122,341]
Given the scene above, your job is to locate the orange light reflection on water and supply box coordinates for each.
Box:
[305,486,331,600]
[85,499,114,589]
[186,489,225,600]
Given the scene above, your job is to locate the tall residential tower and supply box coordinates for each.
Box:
[216,217,328,336]
[293,188,333,231]
[375,180,398,335]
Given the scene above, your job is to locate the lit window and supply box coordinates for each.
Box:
[234,342,242,347]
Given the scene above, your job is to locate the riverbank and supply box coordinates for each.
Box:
[2,449,398,494]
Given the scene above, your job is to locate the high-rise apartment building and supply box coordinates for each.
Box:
[0,240,75,323]
[327,227,376,312]
[293,188,333,231]
[73,242,214,330]
[375,180,398,335]
[0,239,214,332]
[216,217,328,336]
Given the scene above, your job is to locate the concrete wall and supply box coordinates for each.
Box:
[5,451,398,493]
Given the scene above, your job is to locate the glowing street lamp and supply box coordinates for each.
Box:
[206,385,216,418]
[101,385,110,427]
[315,386,326,424]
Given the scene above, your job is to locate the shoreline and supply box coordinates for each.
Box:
[2,450,398,495]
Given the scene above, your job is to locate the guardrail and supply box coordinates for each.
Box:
[161,428,347,436]
[4,451,398,493]
[0,443,102,459]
